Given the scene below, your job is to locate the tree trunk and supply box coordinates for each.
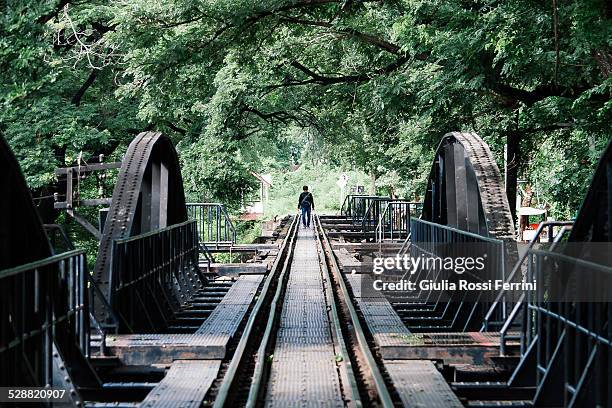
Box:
[506,131,521,223]
[369,171,376,195]
[592,49,612,78]
[72,70,99,106]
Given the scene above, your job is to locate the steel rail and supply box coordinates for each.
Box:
[314,215,363,407]
[243,215,299,408]
[316,215,395,408]
[213,214,299,408]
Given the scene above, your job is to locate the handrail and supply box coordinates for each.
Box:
[341,194,376,218]
[0,249,85,278]
[374,201,422,242]
[359,197,391,232]
[114,219,195,243]
[1,250,90,386]
[89,312,107,356]
[498,294,524,356]
[529,247,612,274]
[187,203,237,248]
[398,233,411,255]
[199,242,215,270]
[43,223,75,253]
[340,194,354,216]
[496,224,572,355]
[109,220,200,332]
[410,218,505,331]
[512,244,612,401]
[412,217,504,244]
[481,221,573,331]
[342,195,386,223]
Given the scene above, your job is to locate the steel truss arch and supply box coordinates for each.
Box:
[0,134,52,268]
[0,133,99,396]
[568,138,612,243]
[93,132,188,315]
[421,132,515,241]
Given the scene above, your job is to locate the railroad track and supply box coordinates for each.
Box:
[316,215,401,408]
[211,214,397,407]
[205,214,299,407]
[314,215,467,407]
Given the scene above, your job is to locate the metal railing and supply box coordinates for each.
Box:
[0,250,89,386]
[199,241,215,270]
[187,203,236,249]
[340,195,383,222]
[106,220,202,333]
[513,248,612,405]
[341,194,368,218]
[408,218,506,331]
[480,221,573,356]
[44,223,75,253]
[374,201,423,242]
[360,197,392,233]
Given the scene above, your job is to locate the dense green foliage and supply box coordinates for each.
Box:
[264,164,371,216]
[1,0,610,229]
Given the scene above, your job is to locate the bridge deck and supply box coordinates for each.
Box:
[140,360,221,407]
[385,360,463,407]
[264,226,344,407]
[344,261,470,406]
[106,275,263,364]
[344,274,413,358]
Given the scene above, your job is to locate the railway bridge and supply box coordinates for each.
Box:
[1,130,611,407]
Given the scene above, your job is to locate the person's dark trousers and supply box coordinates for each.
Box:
[301,206,311,227]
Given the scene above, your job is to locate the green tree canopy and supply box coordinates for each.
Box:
[1,0,610,219]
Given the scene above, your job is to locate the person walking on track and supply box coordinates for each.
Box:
[297,186,315,228]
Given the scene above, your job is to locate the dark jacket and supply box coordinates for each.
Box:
[298,191,314,210]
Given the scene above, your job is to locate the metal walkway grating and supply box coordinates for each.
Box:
[105,275,264,364]
[265,226,344,408]
[344,273,412,350]
[384,360,463,407]
[195,274,264,336]
[140,360,221,407]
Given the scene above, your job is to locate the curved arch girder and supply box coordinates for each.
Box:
[0,134,51,268]
[93,132,188,302]
[421,132,515,241]
[569,138,612,243]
